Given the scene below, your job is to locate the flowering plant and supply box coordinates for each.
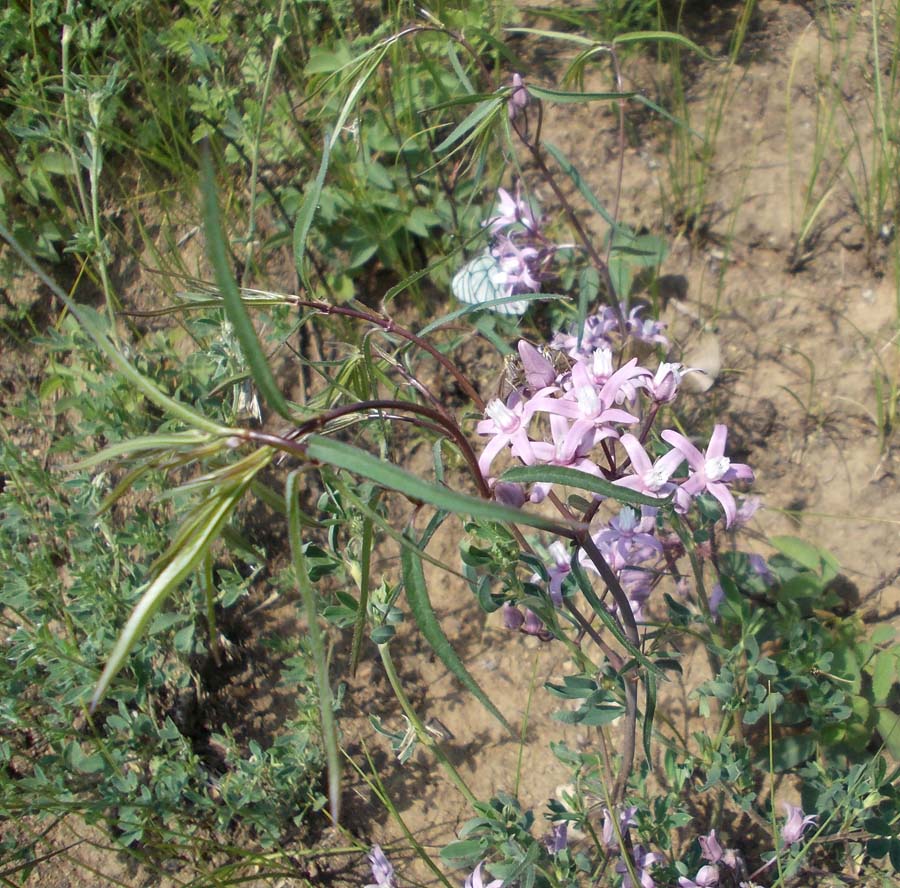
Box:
[26,17,896,888]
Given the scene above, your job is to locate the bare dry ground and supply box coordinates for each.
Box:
[3,0,898,885]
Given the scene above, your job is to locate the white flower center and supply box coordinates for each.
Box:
[591,348,614,380]
[645,465,670,491]
[575,385,600,418]
[486,399,519,433]
[705,456,730,481]
[616,507,638,532]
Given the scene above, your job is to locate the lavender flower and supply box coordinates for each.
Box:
[615,845,663,888]
[486,186,537,234]
[545,821,568,853]
[490,235,540,293]
[660,425,754,527]
[781,803,817,845]
[698,829,724,864]
[678,865,719,888]
[366,845,396,888]
[464,862,503,888]
[601,805,638,849]
[614,434,685,501]
[508,73,529,121]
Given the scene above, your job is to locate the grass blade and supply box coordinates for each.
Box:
[401,536,512,733]
[286,471,342,824]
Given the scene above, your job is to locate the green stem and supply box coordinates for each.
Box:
[377,642,477,807]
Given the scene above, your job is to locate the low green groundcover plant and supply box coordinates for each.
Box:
[1,6,899,887]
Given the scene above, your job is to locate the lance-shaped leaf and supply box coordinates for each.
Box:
[286,471,342,824]
[90,482,249,710]
[569,558,660,676]
[501,465,673,509]
[401,539,512,734]
[306,435,575,532]
[201,151,292,421]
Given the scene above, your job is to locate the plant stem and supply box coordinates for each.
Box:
[378,643,478,807]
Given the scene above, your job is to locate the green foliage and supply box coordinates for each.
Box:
[0,316,325,860]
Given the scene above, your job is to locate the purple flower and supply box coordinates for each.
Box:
[517,340,558,391]
[491,235,540,293]
[644,362,688,403]
[486,186,537,234]
[493,481,527,508]
[626,305,669,346]
[615,845,664,888]
[660,425,754,527]
[476,391,543,478]
[698,829,724,864]
[464,862,503,888]
[708,583,724,618]
[545,822,568,854]
[733,496,762,526]
[502,602,525,630]
[614,434,686,500]
[678,865,719,888]
[601,805,638,849]
[538,541,571,606]
[781,803,817,845]
[366,845,396,888]
[508,73,529,121]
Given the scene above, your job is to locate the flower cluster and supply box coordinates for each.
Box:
[483,185,557,302]
[476,314,754,624]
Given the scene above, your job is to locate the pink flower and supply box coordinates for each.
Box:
[508,73,529,121]
[615,845,664,888]
[476,391,544,477]
[698,829,724,863]
[660,425,754,527]
[486,186,537,234]
[528,413,602,503]
[366,846,396,888]
[465,862,503,888]
[614,434,685,500]
[678,865,719,888]
[781,803,817,845]
[517,340,559,391]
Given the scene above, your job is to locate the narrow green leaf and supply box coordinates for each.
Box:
[90,485,246,710]
[501,465,673,509]
[612,30,716,60]
[503,27,595,46]
[293,131,332,288]
[543,141,617,229]
[569,558,660,675]
[643,670,656,763]
[349,490,380,676]
[287,471,342,824]
[66,432,213,470]
[526,85,636,104]
[434,97,503,155]
[419,292,563,335]
[200,151,292,421]
[306,435,573,532]
[0,229,228,434]
[401,538,512,734]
